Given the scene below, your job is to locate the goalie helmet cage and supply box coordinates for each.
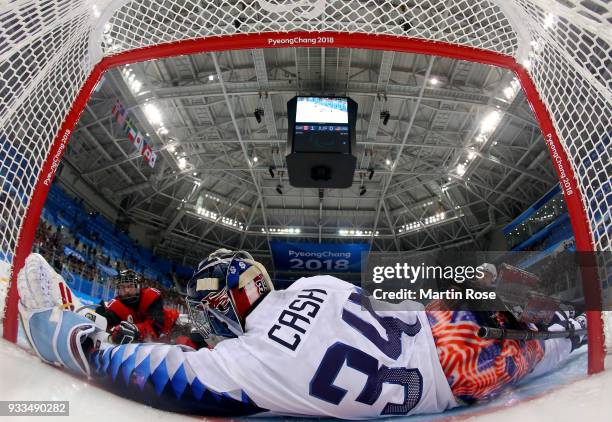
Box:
[0,0,610,373]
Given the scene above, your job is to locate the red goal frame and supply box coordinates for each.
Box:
[3,31,604,374]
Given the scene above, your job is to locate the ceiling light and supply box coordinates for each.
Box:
[456,164,466,176]
[480,110,501,134]
[429,77,439,85]
[208,74,214,81]
[143,103,163,126]
[130,80,142,93]
[385,159,392,166]
[252,155,258,163]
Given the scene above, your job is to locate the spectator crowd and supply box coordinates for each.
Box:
[33,218,188,312]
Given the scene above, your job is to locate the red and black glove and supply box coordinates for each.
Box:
[110,321,140,344]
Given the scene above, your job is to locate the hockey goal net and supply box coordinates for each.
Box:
[0,0,610,372]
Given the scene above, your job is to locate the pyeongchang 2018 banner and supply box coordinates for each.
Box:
[270,241,370,273]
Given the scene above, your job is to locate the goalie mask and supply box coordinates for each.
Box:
[186,249,274,338]
[114,269,142,305]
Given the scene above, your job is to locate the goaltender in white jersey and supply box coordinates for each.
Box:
[193,274,456,417]
[17,250,581,418]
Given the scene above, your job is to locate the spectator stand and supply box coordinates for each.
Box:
[33,183,191,313]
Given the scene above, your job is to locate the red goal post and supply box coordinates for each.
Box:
[0,0,610,374]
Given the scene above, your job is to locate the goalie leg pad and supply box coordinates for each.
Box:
[19,304,97,377]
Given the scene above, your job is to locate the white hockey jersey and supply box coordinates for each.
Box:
[91,276,457,418]
[186,276,456,418]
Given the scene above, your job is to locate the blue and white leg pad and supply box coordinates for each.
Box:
[19,303,99,377]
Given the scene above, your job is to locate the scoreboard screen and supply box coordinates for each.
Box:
[286,96,357,188]
[292,97,351,154]
[295,97,348,124]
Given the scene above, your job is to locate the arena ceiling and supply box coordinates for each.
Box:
[61,47,558,266]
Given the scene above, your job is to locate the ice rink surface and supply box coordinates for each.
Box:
[1,337,610,422]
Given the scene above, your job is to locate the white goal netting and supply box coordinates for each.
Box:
[0,0,610,365]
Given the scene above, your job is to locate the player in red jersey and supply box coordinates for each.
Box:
[96,269,179,344]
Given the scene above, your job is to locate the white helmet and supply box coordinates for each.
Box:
[481,263,497,279]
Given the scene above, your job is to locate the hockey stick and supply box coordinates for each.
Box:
[478,326,587,341]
